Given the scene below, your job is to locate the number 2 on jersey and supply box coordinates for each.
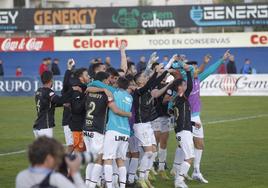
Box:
[87,101,96,119]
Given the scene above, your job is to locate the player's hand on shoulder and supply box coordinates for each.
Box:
[104,89,113,99]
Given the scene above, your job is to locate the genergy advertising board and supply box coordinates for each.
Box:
[53,32,268,51]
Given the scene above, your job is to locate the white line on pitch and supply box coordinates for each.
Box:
[0,114,268,157]
[0,149,26,156]
[203,114,268,125]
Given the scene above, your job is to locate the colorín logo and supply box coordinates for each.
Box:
[190,5,268,27]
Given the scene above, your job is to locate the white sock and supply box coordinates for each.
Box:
[113,161,119,186]
[104,164,113,188]
[173,147,185,174]
[128,158,139,183]
[146,152,157,177]
[139,152,152,180]
[148,152,157,170]
[125,157,130,172]
[89,164,102,188]
[194,149,203,174]
[118,166,127,188]
[85,163,94,184]
[158,148,167,171]
[176,161,190,181]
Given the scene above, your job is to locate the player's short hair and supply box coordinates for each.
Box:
[107,67,119,77]
[95,71,110,82]
[186,61,198,65]
[171,79,185,90]
[125,74,135,82]
[117,77,129,90]
[117,68,125,73]
[127,62,135,69]
[92,63,104,73]
[151,62,159,70]
[28,136,64,166]
[41,71,53,84]
[134,72,143,83]
[74,68,88,79]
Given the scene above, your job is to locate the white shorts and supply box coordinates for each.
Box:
[103,130,129,160]
[83,131,104,155]
[191,115,204,138]
[151,117,170,133]
[33,128,53,138]
[133,122,156,147]
[128,136,139,153]
[63,125,73,146]
[176,130,195,160]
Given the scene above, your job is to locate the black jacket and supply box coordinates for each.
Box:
[51,63,61,75]
[69,79,87,132]
[227,61,237,74]
[134,71,168,123]
[0,64,4,76]
[33,87,72,130]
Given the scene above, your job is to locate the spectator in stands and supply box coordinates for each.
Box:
[136,55,146,73]
[0,60,4,76]
[226,55,237,74]
[217,64,226,74]
[39,58,49,76]
[16,136,87,188]
[241,59,252,74]
[97,57,102,63]
[15,66,23,77]
[104,56,111,68]
[51,58,61,75]
[162,55,169,66]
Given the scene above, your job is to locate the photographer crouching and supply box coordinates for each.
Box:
[16,136,95,188]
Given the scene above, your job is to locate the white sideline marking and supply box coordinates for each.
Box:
[0,114,268,157]
[203,114,268,125]
[0,149,26,156]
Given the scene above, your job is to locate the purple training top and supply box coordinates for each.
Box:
[188,78,201,115]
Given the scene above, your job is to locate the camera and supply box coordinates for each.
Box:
[66,151,96,165]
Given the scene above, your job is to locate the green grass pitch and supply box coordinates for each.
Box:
[0,96,268,188]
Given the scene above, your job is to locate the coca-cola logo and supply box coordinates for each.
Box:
[1,38,44,51]
[0,37,53,52]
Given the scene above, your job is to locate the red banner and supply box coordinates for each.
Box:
[0,37,54,52]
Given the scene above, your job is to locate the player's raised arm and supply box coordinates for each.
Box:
[120,41,128,73]
[198,54,211,74]
[198,50,230,82]
[184,64,193,97]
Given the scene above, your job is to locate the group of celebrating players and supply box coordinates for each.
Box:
[32,42,231,188]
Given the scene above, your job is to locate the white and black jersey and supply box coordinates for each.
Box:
[33,87,71,130]
[83,92,110,135]
[134,71,168,124]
